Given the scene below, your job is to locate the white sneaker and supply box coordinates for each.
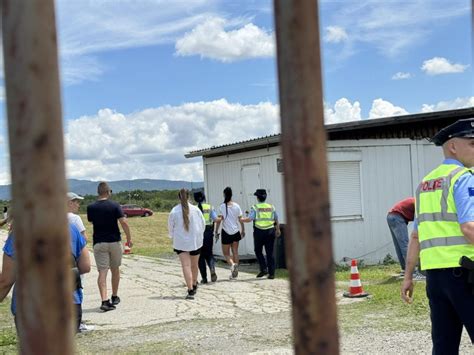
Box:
[232,264,239,278]
[79,323,95,332]
[412,271,426,281]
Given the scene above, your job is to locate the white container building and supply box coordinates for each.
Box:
[185,108,474,264]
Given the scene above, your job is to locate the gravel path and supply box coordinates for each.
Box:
[77,253,472,354]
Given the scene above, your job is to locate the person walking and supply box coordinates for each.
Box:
[401,118,474,354]
[67,192,88,240]
[168,188,205,299]
[87,182,132,312]
[0,224,91,333]
[242,189,281,279]
[193,191,218,284]
[215,187,245,279]
[67,192,93,331]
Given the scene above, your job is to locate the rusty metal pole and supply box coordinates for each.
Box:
[274,1,339,354]
[2,1,74,354]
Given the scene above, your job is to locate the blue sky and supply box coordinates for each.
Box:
[0,0,472,184]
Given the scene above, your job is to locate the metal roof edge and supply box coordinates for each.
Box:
[185,107,474,158]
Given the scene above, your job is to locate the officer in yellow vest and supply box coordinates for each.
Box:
[194,191,218,283]
[243,189,281,279]
[401,118,474,353]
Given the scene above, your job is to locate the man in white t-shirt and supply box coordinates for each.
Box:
[67,192,87,240]
[67,192,93,332]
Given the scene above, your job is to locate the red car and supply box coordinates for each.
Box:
[121,204,153,218]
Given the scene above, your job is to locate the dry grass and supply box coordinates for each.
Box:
[79,212,173,258]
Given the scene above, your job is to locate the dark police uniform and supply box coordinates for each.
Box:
[194,191,217,283]
[415,118,474,353]
[249,189,280,279]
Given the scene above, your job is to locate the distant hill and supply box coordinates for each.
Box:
[0,179,203,200]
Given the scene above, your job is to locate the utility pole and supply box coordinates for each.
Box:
[274,1,339,354]
[2,1,74,354]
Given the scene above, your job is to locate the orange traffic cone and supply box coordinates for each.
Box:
[343,259,369,298]
[123,241,132,255]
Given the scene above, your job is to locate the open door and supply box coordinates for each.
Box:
[241,164,261,256]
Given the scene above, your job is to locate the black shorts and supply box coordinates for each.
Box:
[221,230,241,245]
[174,248,201,256]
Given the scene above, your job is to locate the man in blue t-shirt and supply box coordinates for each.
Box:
[0,224,90,332]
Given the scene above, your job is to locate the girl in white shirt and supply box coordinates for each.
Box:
[168,189,205,299]
[215,187,245,279]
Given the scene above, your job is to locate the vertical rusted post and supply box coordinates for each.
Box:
[274,1,339,354]
[2,1,74,354]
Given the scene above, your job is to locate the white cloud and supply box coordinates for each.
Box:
[324,26,348,43]
[54,0,219,84]
[421,96,474,112]
[175,17,274,62]
[325,1,470,58]
[64,99,279,181]
[369,98,409,118]
[391,72,412,80]
[421,57,468,75]
[324,98,361,123]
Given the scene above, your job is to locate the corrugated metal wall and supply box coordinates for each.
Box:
[203,139,443,263]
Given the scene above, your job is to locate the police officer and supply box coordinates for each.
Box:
[244,189,281,279]
[194,191,218,283]
[401,118,474,353]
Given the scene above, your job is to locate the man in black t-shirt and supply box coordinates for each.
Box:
[87,182,132,312]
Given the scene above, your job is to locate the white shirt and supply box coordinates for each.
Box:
[68,212,86,233]
[168,203,205,251]
[219,202,243,234]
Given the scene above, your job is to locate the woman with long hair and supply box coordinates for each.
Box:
[168,188,205,299]
[215,187,245,279]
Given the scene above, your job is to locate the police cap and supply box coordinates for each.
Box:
[431,118,474,146]
[193,191,205,202]
[254,189,267,198]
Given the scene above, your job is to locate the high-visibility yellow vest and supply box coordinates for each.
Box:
[201,203,214,226]
[252,203,276,230]
[416,163,474,270]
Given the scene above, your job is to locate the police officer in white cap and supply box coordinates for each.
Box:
[401,118,474,353]
[243,189,281,279]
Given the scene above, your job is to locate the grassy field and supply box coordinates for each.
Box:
[0,301,16,353]
[80,212,174,258]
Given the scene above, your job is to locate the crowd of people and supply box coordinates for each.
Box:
[168,186,281,299]
[0,181,281,332]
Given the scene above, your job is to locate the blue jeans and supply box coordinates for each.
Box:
[387,213,409,270]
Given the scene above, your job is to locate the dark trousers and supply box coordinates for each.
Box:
[254,227,276,276]
[426,268,474,354]
[198,225,215,281]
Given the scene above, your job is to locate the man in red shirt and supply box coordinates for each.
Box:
[387,197,424,279]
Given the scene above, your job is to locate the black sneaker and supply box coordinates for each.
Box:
[186,289,195,300]
[257,271,268,278]
[201,279,208,284]
[210,270,218,282]
[268,274,275,279]
[100,300,116,312]
[111,295,121,305]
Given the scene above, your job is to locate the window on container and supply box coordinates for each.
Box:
[328,161,362,220]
